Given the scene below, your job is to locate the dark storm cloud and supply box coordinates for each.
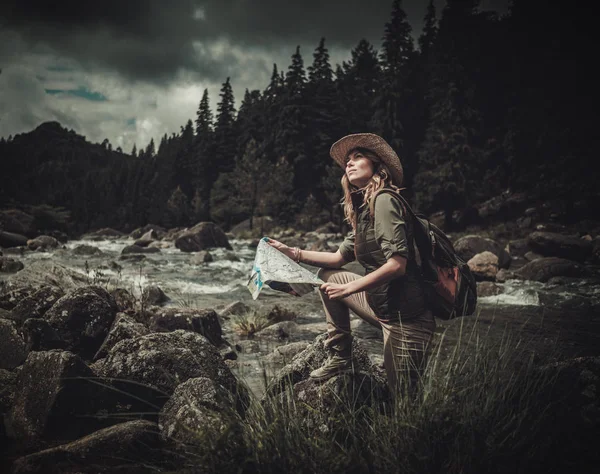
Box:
[2,0,403,83]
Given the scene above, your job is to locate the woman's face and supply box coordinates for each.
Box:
[345,150,375,188]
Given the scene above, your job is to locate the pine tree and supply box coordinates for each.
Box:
[306,38,342,206]
[413,0,487,228]
[371,0,420,188]
[285,46,306,98]
[195,88,214,137]
[418,0,438,56]
[145,138,155,158]
[340,39,381,132]
[214,77,237,174]
[131,143,137,157]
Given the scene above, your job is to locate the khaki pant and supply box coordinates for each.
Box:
[318,268,436,392]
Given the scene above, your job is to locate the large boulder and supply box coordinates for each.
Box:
[159,377,244,448]
[527,231,593,263]
[514,257,591,282]
[0,231,28,248]
[43,286,117,360]
[454,235,511,269]
[265,333,381,399]
[129,224,167,240]
[8,286,65,326]
[110,288,137,313]
[26,236,60,251]
[93,313,150,361]
[71,244,103,256]
[80,228,126,241]
[94,331,242,411]
[0,318,27,369]
[10,420,172,474]
[5,261,88,294]
[467,251,499,281]
[0,287,37,311]
[141,285,169,306]
[9,350,109,444]
[144,307,223,346]
[21,318,66,353]
[121,244,160,254]
[0,257,24,273]
[0,210,35,237]
[175,222,232,252]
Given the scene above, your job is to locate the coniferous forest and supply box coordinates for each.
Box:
[0,0,595,236]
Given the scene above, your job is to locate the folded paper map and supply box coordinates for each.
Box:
[247,237,324,300]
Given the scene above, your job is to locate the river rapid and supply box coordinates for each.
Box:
[4,236,600,396]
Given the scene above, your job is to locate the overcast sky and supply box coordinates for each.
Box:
[0,0,508,153]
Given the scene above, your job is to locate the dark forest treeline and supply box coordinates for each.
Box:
[0,0,595,235]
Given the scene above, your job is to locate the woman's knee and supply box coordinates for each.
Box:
[317,268,339,282]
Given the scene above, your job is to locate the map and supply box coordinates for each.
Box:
[247,237,324,300]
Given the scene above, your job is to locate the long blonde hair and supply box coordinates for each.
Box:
[341,147,401,229]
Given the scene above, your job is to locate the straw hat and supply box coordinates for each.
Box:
[330,133,404,187]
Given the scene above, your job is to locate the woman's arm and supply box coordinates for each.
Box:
[266,238,347,268]
[321,255,407,300]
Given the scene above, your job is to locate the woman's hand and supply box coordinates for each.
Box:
[265,238,295,260]
[320,282,354,300]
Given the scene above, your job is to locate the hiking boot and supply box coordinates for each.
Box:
[309,354,354,382]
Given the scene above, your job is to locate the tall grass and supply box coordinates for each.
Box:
[178,319,564,474]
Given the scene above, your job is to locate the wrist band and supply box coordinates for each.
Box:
[293,247,301,263]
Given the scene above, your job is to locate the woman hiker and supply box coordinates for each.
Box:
[267,133,436,393]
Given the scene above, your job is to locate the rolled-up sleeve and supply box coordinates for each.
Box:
[374,193,409,260]
[337,231,356,263]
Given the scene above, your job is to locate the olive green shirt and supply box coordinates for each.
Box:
[338,193,409,263]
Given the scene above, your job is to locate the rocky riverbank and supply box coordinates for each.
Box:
[1,193,600,473]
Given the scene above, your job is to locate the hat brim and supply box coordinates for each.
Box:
[330,133,404,187]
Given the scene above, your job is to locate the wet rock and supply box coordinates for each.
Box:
[263,341,310,365]
[219,301,251,318]
[141,285,169,306]
[0,319,27,369]
[524,250,544,261]
[95,331,241,411]
[506,238,530,258]
[21,318,65,352]
[159,377,244,448]
[468,251,499,281]
[9,350,107,444]
[237,340,260,354]
[281,373,390,434]
[110,288,136,312]
[71,244,103,256]
[121,244,160,254]
[43,286,117,360]
[454,235,511,269]
[118,254,147,262]
[514,257,591,282]
[495,268,515,283]
[265,333,378,399]
[477,281,504,297]
[26,236,60,251]
[81,228,126,240]
[10,420,171,474]
[175,222,232,252]
[129,224,167,240]
[93,313,150,361]
[5,261,88,294]
[0,286,36,311]
[0,230,29,248]
[9,286,64,326]
[256,321,298,340]
[527,231,593,263]
[0,210,35,237]
[145,307,222,346]
[0,257,24,273]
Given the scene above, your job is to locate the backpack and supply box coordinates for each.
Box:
[378,189,478,320]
